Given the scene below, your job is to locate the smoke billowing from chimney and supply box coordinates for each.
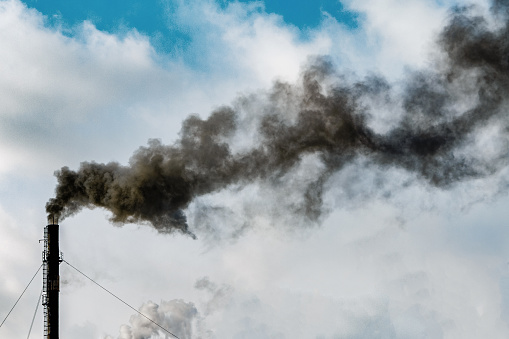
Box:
[46,2,509,236]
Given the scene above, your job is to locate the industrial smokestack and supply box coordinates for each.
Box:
[43,218,61,339]
[46,1,509,235]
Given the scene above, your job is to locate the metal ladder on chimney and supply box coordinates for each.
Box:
[42,226,49,338]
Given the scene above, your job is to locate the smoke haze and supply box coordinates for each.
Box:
[105,299,200,339]
[46,1,509,235]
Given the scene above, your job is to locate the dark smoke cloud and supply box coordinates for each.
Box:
[47,1,509,235]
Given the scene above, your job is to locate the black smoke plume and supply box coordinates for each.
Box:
[46,2,509,236]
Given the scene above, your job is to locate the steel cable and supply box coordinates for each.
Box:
[62,259,180,339]
[0,264,42,329]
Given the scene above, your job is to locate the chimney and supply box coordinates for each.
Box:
[43,217,61,339]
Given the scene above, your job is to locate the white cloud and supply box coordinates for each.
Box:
[0,204,42,338]
[0,0,154,122]
[331,0,448,79]
[0,0,171,174]
[104,205,509,337]
[0,0,334,177]
[167,0,333,88]
[204,2,331,85]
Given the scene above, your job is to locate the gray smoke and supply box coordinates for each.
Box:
[194,277,234,316]
[47,2,509,235]
[108,299,200,339]
[108,278,233,339]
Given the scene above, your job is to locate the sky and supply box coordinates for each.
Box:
[2,0,509,338]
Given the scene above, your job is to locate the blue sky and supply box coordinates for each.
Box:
[2,0,509,338]
[23,0,359,55]
[24,0,359,32]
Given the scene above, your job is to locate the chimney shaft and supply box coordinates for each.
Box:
[43,222,60,339]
